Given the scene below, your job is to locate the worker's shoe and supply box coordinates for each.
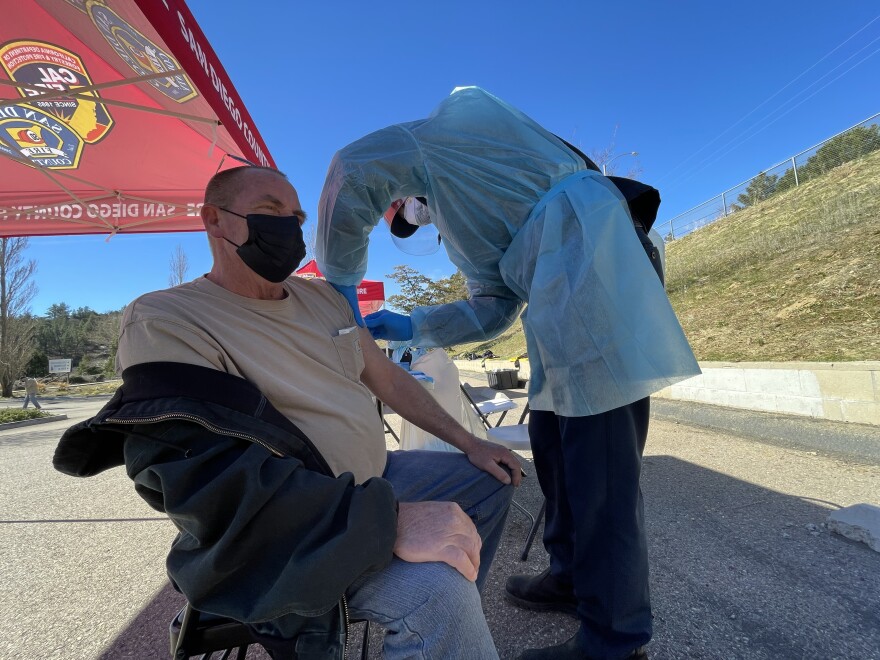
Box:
[505,568,578,616]
[517,631,647,660]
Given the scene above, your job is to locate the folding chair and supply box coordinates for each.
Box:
[485,405,547,561]
[460,382,518,430]
[376,398,400,444]
[170,602,372,660]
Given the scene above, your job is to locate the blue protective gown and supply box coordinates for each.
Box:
[318,87,700,417]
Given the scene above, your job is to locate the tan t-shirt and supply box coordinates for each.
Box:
[116,276,386,483]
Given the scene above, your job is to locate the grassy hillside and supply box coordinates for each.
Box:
[449,151,880,362]
[666,150,879,362]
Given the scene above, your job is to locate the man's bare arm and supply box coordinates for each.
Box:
[358,327,521,487]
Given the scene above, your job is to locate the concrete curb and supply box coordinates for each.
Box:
[456,359,880,426]
[0,414,68,431]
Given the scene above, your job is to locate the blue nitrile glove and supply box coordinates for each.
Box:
[329,283,364,327]
[364,310,413,341]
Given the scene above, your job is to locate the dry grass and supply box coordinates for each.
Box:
[46,380,121,397]
[666,150,880,361]
[447,151,880,362]
[447,326,528,361]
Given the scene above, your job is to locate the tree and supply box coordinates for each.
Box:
[169,244,189,286]
[303,223,317,265]
[586,125,643,179]
[797,124,880,185]
[37,302,79,360]
[385,266,436,313]
[775,166,798,195]
[33,304,123,378]
[736,124,880,203]
[432,270,469,305]
[0,237,38,396]
[736,172,778,209]
[385,266,468,313]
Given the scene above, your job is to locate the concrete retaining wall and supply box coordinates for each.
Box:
[656,361,880,426]
[454,358,880,426]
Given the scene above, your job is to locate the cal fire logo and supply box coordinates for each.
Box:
[0,41,113,144]
[0,106,83,170]
[88,1,198,103]
[0,40,114,169]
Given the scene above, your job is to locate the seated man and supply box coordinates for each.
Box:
[54,166,521,659]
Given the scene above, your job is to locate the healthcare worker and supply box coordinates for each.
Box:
[318,87,700,660]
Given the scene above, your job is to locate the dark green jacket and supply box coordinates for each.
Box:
[54,361,397,653]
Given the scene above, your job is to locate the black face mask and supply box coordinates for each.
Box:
[219,209,307,283]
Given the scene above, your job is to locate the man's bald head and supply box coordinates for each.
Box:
[204,166,288,207]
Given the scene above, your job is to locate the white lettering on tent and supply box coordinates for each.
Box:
[36,67,78,85]
[0,202,197,221]
[178,17,209,76]
[21,108,65,134]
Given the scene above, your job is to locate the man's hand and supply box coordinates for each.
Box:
[394,501,482,582]
[462,437,523,487]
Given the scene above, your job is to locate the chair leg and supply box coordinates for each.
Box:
[172,604,199,660]
[510,498,536,563]
[383,419,400,444]
[510,499,535,527]
[520,498,546,561]
[377,398,400,444]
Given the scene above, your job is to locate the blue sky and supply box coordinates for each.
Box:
[23,0,880,314]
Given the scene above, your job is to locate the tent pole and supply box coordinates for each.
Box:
[0,69,187,108]
[2,80,221,125]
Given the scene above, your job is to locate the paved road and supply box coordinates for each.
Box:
[0,390,878,659]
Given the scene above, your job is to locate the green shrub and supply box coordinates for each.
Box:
[0,409,49,423]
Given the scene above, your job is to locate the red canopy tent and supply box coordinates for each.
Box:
[0,0,273,237]
[296,259,385,317]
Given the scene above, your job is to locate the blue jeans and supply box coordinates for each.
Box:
[22,394,41,409]
[346,450,513,659]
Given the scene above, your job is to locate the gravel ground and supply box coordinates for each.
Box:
[1,382,878,660]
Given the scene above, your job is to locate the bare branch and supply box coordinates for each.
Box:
[303,223,317,265]
[0,237,38,395]
[169,244,190,287]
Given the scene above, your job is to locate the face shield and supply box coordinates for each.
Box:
[384,197,442,256]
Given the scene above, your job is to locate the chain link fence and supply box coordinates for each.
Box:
[654,112,880,241]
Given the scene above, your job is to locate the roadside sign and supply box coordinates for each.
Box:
[48,359,72,374]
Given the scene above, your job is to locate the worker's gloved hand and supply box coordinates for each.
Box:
[329,283,365,327]
[364,310,413,341]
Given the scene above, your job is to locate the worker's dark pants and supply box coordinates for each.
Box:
[529,398,652,657]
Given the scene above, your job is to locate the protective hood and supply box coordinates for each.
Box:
[606,177,661,231]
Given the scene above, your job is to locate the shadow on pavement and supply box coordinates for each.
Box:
[97,583,186,660]
[641,455,879,660]
[92,454,879,660]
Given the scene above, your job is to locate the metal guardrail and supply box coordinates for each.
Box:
[654,112,880,241]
